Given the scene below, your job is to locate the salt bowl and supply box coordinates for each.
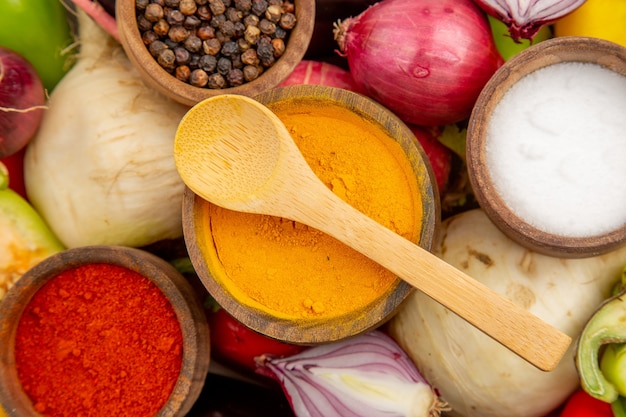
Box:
[467,36,626,258]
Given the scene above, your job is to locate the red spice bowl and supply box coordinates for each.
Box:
[0,245,210,417]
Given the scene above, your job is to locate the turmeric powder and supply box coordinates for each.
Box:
[199,98,424,320]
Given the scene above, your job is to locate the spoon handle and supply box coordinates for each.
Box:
[292,183,571,372]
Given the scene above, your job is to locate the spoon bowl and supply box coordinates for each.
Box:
[174,94,572,372]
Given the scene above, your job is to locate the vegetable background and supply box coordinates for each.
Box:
[1,0,625,416]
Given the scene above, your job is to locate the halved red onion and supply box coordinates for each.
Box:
[474,0,586,42]
[256,330,449,417]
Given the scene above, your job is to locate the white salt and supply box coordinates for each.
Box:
[485,62,626,238]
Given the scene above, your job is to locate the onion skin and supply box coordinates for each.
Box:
[474,0,586,42]
[334,0,503,126]
[0,47,45,158]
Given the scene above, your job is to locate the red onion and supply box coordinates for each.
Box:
[334,0,503,127]
[408,125,452,194]
[474,0,586,42]
[256,330,449,417]
[0,47,46,158]
[279,60,365,94]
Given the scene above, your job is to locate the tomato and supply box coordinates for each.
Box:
[208,307,306,373]
[553,0,626,48]
[0,148,27,201]
[0,0,74,92]
[560,389,613,417]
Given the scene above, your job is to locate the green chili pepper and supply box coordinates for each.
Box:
[576,268,626,403]
[0,0,75,92]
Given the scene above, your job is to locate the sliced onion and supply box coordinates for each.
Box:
[256,330,448,417]
[334,0,503,127]
[474,0,586,42]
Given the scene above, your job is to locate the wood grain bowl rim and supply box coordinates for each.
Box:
[182,85,440,345]
[0,245,210,417]
[466,36,626,258]
[116,0,316,107]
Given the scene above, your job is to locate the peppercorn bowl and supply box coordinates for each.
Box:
[116,0,315,107]
[466,36,626,258]
[0,245,210,417]
[182,84,440,344]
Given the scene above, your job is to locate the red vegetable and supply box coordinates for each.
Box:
[279,60,364,93]
[560,389,613,417]
[0,46,46,158]
[408,125,452,195]
[0,147,27,200]
[334,0,503,126]
[208,306,305,373]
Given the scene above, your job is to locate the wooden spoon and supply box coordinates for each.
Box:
[174,94,572,372]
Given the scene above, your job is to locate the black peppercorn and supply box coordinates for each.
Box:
[221,20,237,37]
[220,40,239,56]
[197,24,215,40]
[207,73,227,89]
[251,0,268,16]
[196,4,212,20]
[184,35,203,52]
[258,19,276,35]
[175,65,191,82]
[190,69,209,87]
[244,25,260,44]
[168,25,190,42]
[227,68,244,86]
[279,12,296,30]
[144,3,164,22]
[265,4,281,23]
[148,40,169,57]
[137,15,154,32]
[137,0,297,90]
[217,56,232,74]
[198,54,218,72]
[242,64,259,81]
[179,0,197,15]
[184,15,201,29]
[271,37,284,57]
[153,19,170,36]
[208,0,226,15]
[203,38,221,55]
[157,49,176,70]
[142,30,159,45]
[174,46,191,64]
[243,14,259,27]
[234,0,252,12]
[166,9,185,25]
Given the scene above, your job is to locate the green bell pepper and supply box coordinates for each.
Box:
[0,0,75,92]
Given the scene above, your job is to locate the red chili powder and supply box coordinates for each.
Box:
[14,263,183,417]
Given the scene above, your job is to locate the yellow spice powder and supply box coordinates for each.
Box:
[203,98,422,319]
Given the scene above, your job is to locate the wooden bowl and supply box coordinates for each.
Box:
[182,85,439,344]
[116,0,315,107]
[467,37,626,258]
[0,245,210,417]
